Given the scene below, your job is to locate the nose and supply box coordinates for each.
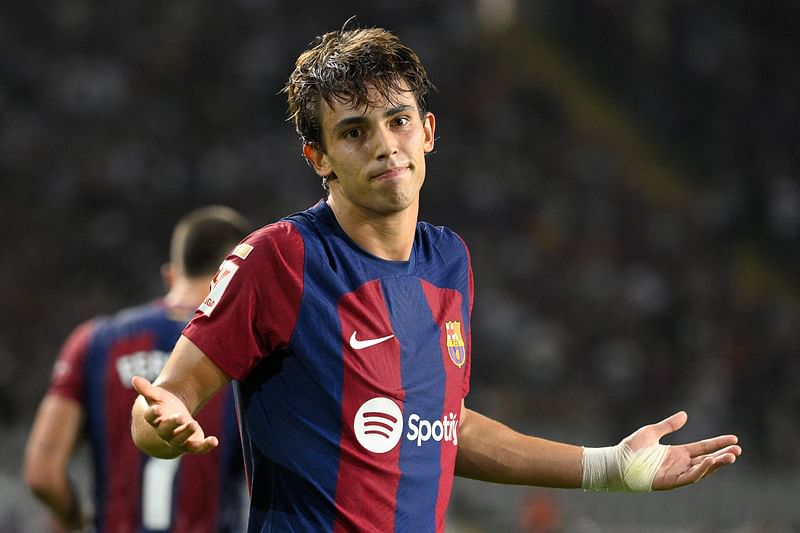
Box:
[372,125,398,160]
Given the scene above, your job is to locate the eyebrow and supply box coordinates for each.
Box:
[331,104,413,133]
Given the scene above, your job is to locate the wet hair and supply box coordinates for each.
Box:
[284,24,435,152]
[170,206,250,277]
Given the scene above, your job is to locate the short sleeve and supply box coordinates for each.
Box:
[47,320,95,403]
[183,221,305,381]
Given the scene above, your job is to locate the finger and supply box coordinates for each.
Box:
[675,448,741,489]
[185,435,219,455]
[154,412,181,427]
[171,420,219,455]
[690,444,742,466]
[683,435,739,457]
[654,455,713,490]
[682,456,715,485]
[169,419,219,455]
[692,452,738,482]
[142,404,163,425]
[710,445,741,465]
[154,413,186,440]
[169,420,199,448]
[649,411,688,439]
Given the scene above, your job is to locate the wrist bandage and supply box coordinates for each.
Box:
[581,442,669,492]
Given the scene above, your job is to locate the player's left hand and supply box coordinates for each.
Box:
[623,411,741,490]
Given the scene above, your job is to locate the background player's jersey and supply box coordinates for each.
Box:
[49,301,244,533]
[185,200,473,533]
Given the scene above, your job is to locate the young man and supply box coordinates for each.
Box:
[131,27,741,532]
[25,206,250,532]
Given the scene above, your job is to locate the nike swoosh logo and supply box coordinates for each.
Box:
[349,331,395,350]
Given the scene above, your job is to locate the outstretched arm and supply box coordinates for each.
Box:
[131,335,230,459]
[456,404,741,492]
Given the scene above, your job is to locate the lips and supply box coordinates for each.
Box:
[370,166,408,180]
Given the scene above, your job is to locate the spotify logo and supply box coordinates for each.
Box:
[353,397,404,453]
[353,397,460,454]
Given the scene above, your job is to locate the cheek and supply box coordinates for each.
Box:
[328,156,363,186]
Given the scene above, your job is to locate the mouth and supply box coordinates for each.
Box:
[370,166,408,181]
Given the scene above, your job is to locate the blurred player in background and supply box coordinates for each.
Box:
[24,206,250,532]
[131,25,741,532]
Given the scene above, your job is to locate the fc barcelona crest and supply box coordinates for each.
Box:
[445,321,466,368]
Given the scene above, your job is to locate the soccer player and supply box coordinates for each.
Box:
[24,206,250,532]
[131,26,742,532]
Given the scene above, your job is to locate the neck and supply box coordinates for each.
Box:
[326,196,418,261]
[163,277,212,310]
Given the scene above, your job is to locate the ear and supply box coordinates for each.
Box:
[303,143,333,177]
[422,112,436,153]
[161,263,175,291]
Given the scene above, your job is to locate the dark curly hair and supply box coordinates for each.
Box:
[284,25,435,154]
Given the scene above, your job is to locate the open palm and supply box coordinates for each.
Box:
[622,411,741,490]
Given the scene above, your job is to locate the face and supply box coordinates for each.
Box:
[304,84,436,218]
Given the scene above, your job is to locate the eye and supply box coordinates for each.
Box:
[392,116,410,127]
[343,128,362,140]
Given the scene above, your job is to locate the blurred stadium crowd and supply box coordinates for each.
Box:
[1,1,798,530]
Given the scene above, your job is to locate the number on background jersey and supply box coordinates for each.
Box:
[142,457,181,529]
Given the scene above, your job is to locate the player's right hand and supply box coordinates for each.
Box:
[132,376,219,455]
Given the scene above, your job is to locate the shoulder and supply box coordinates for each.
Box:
[206,221,306,304]
[59,318,99,357]
[234,220,305,269]
[418,221,463,240]
[92,301,168,337]
[417,221,470,256]
[49,318,99,393]
[246,219,302,246]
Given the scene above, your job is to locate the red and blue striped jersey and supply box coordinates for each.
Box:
[48,301,244,533]
[184,200,473,532]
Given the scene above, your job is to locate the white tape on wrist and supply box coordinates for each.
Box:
[582,442,669,492]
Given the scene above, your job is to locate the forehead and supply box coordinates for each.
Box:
[318,84,419,127]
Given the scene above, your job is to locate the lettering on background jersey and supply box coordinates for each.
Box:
[353,397,459,453]
[116,350,169,387]
[199,259,239,316]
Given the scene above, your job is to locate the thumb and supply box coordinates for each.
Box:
[651,411,688,439]
[131,376,158,400]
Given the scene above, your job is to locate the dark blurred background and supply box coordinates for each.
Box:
[1,1,798,531]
